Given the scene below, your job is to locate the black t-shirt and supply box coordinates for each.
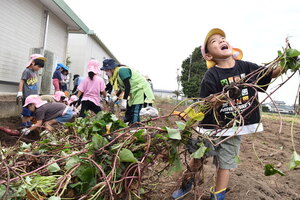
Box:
[199,60,272,128]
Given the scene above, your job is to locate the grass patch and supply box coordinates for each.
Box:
[262,112,300,123]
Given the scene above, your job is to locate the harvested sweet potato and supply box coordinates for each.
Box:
[0,126,20,136]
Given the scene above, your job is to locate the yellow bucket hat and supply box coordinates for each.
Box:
[200,28,243,68]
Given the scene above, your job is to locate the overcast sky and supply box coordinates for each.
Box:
[64,0,299,105]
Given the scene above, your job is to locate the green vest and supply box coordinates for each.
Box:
[117,67,155,106]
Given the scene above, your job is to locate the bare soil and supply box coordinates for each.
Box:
[0,102,299,200]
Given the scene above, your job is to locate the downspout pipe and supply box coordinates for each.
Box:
[39,10,50,94]
[42,10,49,55]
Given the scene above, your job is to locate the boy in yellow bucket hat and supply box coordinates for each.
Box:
[172,28,284,200]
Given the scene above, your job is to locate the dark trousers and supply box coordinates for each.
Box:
[79,100,101,118]
[124,104,143,125]
[143,102,153,107]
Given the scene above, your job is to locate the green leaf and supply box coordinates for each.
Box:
[25,176,32,184]
[48,162,61,173]
[191,142,207,159]
[183,107,204,121]
[91,134,108,150]
[111,143,122,151]
[288,151,300,170]
[166,127,181,140]
[65,156,81,171]
[133,129,146,142]
[185,107,197,119]
[286,48,300,57]
[184,107,192,115]
[119,148,138,163]
[264,164,285,176]
[169,157,183,173]
[176,121,186,131]
[38,139,50,144]
[92,126,101,132]
[234,155,241,164]
[154,133,168,140]
[30,175,59,195]
[64,122,74,127]
[140,187,146,194]
[193,112,205,121]
[69,182,83,188]
[0,185,6,199]
[75,165,96,182]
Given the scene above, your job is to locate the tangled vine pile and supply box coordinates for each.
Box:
[0,41,300,200]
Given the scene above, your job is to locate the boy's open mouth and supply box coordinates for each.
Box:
[221,44,228,50]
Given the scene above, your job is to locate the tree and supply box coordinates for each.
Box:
[261,105,270,112]
[180,47,207,98]
[66,56,72,66]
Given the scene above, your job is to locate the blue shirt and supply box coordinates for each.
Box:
[52,70,62,80]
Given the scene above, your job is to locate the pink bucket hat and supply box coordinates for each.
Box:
[68,95,79,105]
[87,59,101,75]
[200,28,243,68]
[27,54,47,67]
[53,91,66,102]
[23,95,47,108]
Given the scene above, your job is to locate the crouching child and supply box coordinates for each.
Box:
[21,95,75,135]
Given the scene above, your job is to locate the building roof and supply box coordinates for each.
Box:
[39,0,119,61]
[40,0,89,34]
[88,30,119,62]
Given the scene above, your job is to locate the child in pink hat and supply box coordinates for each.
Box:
[17,54,47,127]
[21,95,75,135]
[77,59,107,117]
[53,91,67,102]
[67,95,80,115]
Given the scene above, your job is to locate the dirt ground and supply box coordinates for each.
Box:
[0,102,299,200]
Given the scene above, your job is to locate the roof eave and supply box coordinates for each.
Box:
[88,30,119,62]
[39,0,89,34]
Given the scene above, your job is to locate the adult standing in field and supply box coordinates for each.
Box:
[77,59,107,117]
[101,58,155,125]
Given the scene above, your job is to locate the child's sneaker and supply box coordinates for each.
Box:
[171,178,194,199]
[210,187,226,200]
